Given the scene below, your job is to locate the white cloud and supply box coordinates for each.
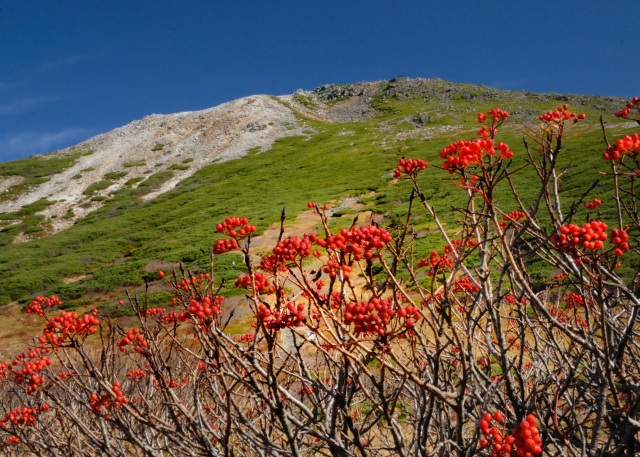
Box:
[0,129,91,161]
[0,96,59,115]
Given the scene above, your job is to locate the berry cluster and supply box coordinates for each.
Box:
[0,404,49,428]
[235,273,274,293]
[344,298,395,335]
[538,104,586,124]
[214,217,256,254]
[500,211,527,229]
[392,158,428,178]
[25,295,62,316]
[273,236,313,262]
[452,277,480,294]
[562,292,589,309]
[117,328,148,352]
[615,97,640,120]
[259,253,288,273]
[611,228,630,256]
[215,217,256,238]
[12,353,52,395]
[440,139,513,174]
[321,260,352,279]
[585,198,602,210]
[257,302,305,330]
[90,382,129,418]
[238,333,255,343]
[478,412,542,456]
[476,108,509,138]
[603,133,640,160]
[174,274,209,292]
[213,238,239,255]
[145,307,166,317]
[39,309,101,346]
[502,211,527,222]
[125,369,148,380]
[417,249,454,276]
[477,108,510,125]
[187,296,223,320]
[551,221,608,254]
[313,225,393,261]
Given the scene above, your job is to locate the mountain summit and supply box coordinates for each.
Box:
[0,78,626,241]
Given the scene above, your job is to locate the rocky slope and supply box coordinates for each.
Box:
[0,95,305,235]
[0,78,628,242]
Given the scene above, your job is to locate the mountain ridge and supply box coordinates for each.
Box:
[0,78,628,243]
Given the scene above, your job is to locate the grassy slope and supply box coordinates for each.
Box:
[0,81,635,308]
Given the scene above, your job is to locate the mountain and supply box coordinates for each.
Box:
[0,78,633,313]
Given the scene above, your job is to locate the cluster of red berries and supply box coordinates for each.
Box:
[562,292,589,309]
[344,298,395,335]
[611,228,630,256]
[392,158,428,178]
[215,217,256,238]
[477,108,510,124]
[214,217,256,254]
[259,253,289,273]
[187,296,223,320]
[273,236,313,262]
[125,369,148,380]
[12,353,52,395]
[343,298,419,335]
[25,295,62,316]
[440,139,513,173]
[39,309,101,346]
[499,211,528,229]
[615,97,640,119]
[235,273,274,293]
[238,333,255,343]
[551,221,608,254]
[145,307,166,317]
[452,277,480,294]
[257,302,306,330]
[159,311,190,324]
[213,238,240,255]
[585,198,602,210]
[538,104,586,124]
[321,260,352,279]
[90,381,129,418]
[117,328,148,352]
[603,133,640,160]
[478,411,542,456]
[417,249,454,276]
[0,404,49,428]
[503,211,527,222]
[312,225,393,261]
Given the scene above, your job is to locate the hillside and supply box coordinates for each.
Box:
[0,78,635,312]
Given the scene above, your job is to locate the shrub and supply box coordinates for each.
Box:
[0,100,638,455]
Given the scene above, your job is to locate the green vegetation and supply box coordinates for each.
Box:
[152,143,164,151]
[83,180,112,196]
[123,160,146,168]
[125,177,144,187]
[103,171,127,180]
[0,150,92,203]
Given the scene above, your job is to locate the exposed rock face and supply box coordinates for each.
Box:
[0,95,305,236]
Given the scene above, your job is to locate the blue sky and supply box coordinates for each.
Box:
[1,1,637,162]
